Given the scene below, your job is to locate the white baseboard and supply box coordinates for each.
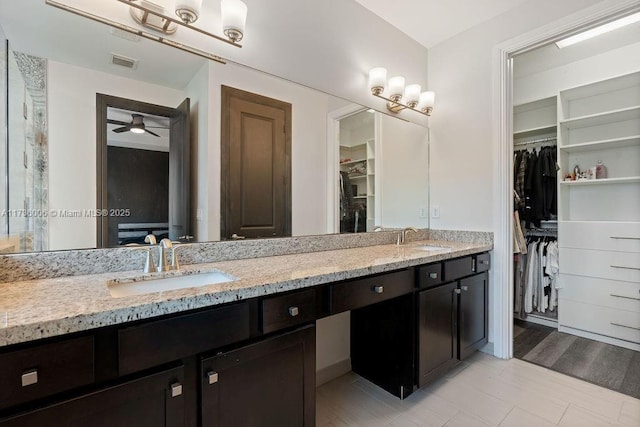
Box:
[316,358,351,387]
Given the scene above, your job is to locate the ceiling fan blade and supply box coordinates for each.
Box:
[107,119,130,126]
[112,126,131,133]
[145,129,161,137]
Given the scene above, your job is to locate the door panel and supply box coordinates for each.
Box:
[459,273,488,360]
[418,282,459,387]
[221,86,291,240]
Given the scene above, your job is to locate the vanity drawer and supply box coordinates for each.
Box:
[330,269,414,313]
[261,288,317,334]
[0,336,94,410]
[118,302,251,376]
[443,256,474,282]
[474,253,491,273]
[417,263,443,289]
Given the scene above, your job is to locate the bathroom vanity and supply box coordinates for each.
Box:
[0,237,490,426]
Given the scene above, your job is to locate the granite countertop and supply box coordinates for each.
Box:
[0,239,491,348]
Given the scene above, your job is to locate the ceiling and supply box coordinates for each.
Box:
[353,0,532,48]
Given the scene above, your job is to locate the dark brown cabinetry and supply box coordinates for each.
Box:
[417,282,459,387]
[0,365,185,427]
[418,255,490,388]
[458,272,489,360]
[201,325,315,427]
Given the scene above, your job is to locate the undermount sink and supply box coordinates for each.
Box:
[413,244,452,252]
[108,270,237,298]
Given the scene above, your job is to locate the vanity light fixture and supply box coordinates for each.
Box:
[368,68,435,116]
[119,0,247,45]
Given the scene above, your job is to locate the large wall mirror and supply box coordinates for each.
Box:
[0,0,430,253]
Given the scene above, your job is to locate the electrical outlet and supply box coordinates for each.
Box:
[431,206,440,219]
[419,208,427,218]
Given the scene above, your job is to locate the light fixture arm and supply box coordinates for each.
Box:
[371,91,433,117]
[116,0,243,48]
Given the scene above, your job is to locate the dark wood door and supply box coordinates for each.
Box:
[201,325,315,427]
[0,366,184,427]
[221,86,292,240]
[417,282,459,387]
[458,272,489,360]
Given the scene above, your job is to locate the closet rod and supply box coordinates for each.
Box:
[514,137,557,147]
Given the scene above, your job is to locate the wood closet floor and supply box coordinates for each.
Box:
[514,320,640,399]
[316,351,640,426]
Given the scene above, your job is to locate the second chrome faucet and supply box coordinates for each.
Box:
[142,235,181,273]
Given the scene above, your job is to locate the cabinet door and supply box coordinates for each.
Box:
[0,366,184,427]
[201,325,315,427]
[417,282,459,387]
[458,273,489,360]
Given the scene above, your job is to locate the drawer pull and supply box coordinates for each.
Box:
[171,382,183,397]
[610,322,640,331]
[288,306,300,317]
[207,371,219,385]
[610,293,640,301]
[454,289,462,295]
[610,265,640,271]
[429,272,438,279]
[479,260,489,265]
[610,236,640,240]
[373,285,384,294]
[21,369,38,387]
[461,286,469,292]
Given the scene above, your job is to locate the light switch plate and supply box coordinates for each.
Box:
[431,206,440,219]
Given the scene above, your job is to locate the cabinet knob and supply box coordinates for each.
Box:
[479,260,489,265]
[21,369,38,387]
[171,382,183,397]
[454,289,462,295]
[207,371,219,385]
[429,272,438,279]
[373,285,384,294]
[288,306,299,317]
[461,286,469,291]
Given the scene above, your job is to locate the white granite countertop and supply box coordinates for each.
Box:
[0,239,491,348]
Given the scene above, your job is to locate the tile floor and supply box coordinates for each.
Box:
[316,352,640,426]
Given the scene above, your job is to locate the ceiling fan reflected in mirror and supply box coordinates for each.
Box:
[108,113,163,137]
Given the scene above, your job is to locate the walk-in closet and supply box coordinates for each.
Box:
[511,20,640,399]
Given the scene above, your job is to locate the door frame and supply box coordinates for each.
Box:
[326,105,382,234]
[492,0,640,359]
[220,85,292,240]
[96,94,190,247]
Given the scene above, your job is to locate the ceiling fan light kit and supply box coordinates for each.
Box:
[108,113,162,137]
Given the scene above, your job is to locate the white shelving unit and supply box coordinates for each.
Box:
[339,131,376,232]
[557,71,640,351]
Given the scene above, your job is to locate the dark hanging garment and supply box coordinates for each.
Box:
[541,147,557,220]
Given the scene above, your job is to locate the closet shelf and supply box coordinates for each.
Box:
[559,106,640,130]
[560,135,640,153]
[560,176,640,186]
[353,196,367,199]
[348,175,367,180]
[340,158,366,165]
[514,125,557,139]
[339,143,366,149]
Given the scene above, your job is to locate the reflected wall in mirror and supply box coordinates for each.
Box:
[0,0,430,253]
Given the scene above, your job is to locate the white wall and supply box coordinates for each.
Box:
[426,0,604,352]
[379,115,429,229]
[47,61,184,250]
[514,41,640,105]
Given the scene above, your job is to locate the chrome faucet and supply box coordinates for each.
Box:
[397,227,418,245]
[141,235,181,273]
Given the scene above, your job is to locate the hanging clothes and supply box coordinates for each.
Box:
[515,235,558,316]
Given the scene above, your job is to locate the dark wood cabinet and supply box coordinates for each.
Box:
[0,365,185,427]
[458,272,489,360]
[417,282,459,387]
[201,325,315,427]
